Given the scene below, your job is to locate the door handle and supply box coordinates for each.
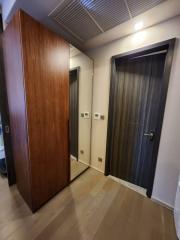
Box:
[5,125,10,134]
[144,131,154,141]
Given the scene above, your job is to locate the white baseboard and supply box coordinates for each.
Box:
[151,196,174,210]
[70,155,77,161]
[71,157,90,167]
[109,175,146,197]
[90,165,104,173]
[78,159,90,166]
[88,166,174,211]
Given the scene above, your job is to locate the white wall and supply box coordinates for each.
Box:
[70,53,93,166]
[1,0,16,28]
[87,15,180,208]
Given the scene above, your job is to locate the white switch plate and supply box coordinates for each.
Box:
[94,112,101,120]
[84,112,90,119]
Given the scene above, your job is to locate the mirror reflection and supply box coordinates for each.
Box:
[69,45,93,180]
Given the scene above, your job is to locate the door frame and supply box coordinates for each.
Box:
[105,38,176,197]
[0,15,16,185]
[69,67,80,161]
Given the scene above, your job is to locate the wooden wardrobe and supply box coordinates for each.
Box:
[3,10,70,212]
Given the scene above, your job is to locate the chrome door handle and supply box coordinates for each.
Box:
[144,133,154,137]
[144,131,154,140]
[5,125,10,134]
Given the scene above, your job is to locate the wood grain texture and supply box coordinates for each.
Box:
[105,39,175,198]
[107,53,166,190]
[3,11,32,208]
[19,11,70,211]
[0,169,177,240]
[3,10,70,211]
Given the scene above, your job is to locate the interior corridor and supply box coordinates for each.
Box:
[0,169,176,240]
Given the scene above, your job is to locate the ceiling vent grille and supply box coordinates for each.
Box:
[127,0,165,17]
[49,0,166,42]
[49,0,102,42]
[80,0,131,31]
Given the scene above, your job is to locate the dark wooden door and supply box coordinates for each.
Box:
[107,53,166,190]
[20,11,70,210]
[3,11,33,207]
[3,10,70,211]
[69,69,79,159]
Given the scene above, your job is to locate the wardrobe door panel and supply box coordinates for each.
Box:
[20,11,70,210]
[3,12,32,208]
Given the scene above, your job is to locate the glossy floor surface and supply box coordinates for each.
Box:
[0,169,177,240]
[70,158,88,180]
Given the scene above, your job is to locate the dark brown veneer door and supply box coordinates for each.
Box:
[3,11,32,207]
[3,10,70,211]
[20,12,70,210]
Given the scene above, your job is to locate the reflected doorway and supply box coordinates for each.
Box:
[69,45,93,181]
[69,68,88,180]
[69,68,79,160]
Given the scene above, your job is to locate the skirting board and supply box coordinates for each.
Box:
[88,165,174,210]
[90,165,104,173]
[109,175,146,197]
[151,196,174,210]
[79,159,90,167]
[71,157,90,167]
[70,155,77,161]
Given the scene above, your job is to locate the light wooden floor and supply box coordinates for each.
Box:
[0,169,177,240]
[70,159,88,180]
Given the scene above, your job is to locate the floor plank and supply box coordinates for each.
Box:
[0,169,177,240]
[70,159,88,180]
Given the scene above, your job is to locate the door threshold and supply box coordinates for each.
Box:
[108,175,147,197]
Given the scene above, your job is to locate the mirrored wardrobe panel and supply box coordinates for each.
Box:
[70,45,93,180]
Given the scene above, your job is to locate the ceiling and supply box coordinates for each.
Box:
[70,44,82,58]
[2,0,180,50]
[49,0,165,42]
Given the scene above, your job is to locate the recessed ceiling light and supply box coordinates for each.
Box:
[134,21,144,31]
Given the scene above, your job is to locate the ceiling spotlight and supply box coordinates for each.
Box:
[134,21,144,31]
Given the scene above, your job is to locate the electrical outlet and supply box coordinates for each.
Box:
[98,157,103,162]
[84,112,90,119]
[94,112,101,120]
